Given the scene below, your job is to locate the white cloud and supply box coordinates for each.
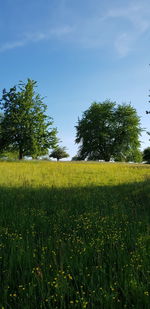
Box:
[58,1,150,56]
[0,1,150,57]
[25,26,72,42]
[105,2,150,56]
[107,3,150,33]
[0,26,72,52]
[0,39,27,52]
[114,33,132,57]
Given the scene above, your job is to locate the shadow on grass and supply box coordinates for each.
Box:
[0,178,150,237]
[0,179,150,309]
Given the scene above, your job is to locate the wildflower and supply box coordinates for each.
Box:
[35,266,43,279]
[68,274,73,280]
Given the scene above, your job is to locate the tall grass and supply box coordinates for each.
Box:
[0,162,150,308]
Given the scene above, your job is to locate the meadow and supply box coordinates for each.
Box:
[0,161,150,308]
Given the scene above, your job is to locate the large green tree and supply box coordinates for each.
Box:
[75,100,142,162]
[0,79,58,159]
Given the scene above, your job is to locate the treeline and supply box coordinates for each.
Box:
[0,79,149,162]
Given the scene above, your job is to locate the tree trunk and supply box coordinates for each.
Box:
[104,154,111,162]
[19,148,23,160]
[57,158,59,161]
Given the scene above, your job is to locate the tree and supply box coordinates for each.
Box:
[75,100,142,162]
[71,155,81,161]
[0,113,3,122]
[0,79,58,159]
[115,149,142,163]
[0,150,18,160]
[49,146,69,161]
[143,147,150,163]
[0,113,3,137]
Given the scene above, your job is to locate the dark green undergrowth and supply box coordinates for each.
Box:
[0,180,150,308]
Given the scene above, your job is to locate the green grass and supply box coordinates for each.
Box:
[0,161,150,308]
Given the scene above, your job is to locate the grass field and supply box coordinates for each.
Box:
[0,161,150,308]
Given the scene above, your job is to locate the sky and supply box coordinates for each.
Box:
[0,0,150,159]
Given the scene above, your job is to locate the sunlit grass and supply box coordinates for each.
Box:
[0,161,149,187]
[0,161,150,308]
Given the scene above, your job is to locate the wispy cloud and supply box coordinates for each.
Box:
[0,39,27,52]
[25,26,72,42]
[54,1,150,56]
[105,2,150,56]
[106,3,150,33]
[0,1,150,57]
[114,33,132,57]
[0,26,72,52]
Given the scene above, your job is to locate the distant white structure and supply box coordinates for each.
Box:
[23,156,32,160]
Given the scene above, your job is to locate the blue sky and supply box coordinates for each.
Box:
[0,0,150,158]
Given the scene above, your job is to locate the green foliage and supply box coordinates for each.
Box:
[0,79,58,159]
[75,100,142,162]
[49,146,69,161]
[71,155,82,161]
[115,149,142,163]
[0,112,3,122]
[126,149,142,163]
[0,150,18,160]
[143,147,150,163]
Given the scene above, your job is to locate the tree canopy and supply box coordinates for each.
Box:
[49,146,69,161]
[0,79,58,159]
[75,100,142,162]
[143,147,150,163]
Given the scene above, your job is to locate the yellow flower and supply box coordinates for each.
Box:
[68,274,73,280]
